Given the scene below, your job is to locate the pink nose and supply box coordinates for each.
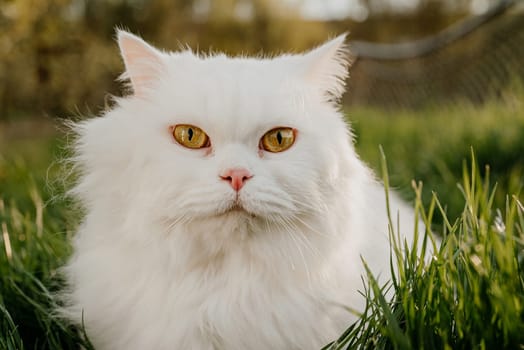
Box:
[220,168,253,191]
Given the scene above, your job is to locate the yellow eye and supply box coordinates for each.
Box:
[172,124,210,149]
[260,127,295,153]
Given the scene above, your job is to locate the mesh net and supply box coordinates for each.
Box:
[345,10,524,109]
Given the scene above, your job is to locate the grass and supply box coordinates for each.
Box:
[0,93,523,348]
[324,151,524,349]
[349,88,524,224]
[0,127,88,349]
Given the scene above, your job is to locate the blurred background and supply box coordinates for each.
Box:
[1,0,523,117]
[0,0,523,219]
[0,0,522,115]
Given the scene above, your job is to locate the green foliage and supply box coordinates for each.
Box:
[0,136,91,349]
[324,151,524,349]
[349,86,524,224]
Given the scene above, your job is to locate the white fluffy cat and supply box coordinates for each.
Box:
[61,30,421,350]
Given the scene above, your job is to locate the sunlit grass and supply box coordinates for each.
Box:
[348,86,524,223]
[324,151,524,349]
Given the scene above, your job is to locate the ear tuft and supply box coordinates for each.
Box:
[302,34,352,102]
[117,30,165,97]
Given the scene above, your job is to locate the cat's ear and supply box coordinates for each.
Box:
[117,30,166,97]
[300,34,351,102]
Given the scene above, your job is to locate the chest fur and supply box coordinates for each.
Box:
[69,242,348,350]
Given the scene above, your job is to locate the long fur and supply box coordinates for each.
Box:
[59,32,419,350]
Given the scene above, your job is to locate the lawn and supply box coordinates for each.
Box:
[0,91,523,348]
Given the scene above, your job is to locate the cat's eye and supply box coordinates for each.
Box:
[172,124,210,149]
[260,127,295,153]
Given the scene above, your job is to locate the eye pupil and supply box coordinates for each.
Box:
[188,128,194,141]
[277,131,282,144]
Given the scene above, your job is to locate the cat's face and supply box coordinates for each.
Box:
[75,31,356,243]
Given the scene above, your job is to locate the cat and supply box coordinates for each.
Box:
[60,30,422,350]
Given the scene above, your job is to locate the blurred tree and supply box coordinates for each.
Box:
[0,0,77,119]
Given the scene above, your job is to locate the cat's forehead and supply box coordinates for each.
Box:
[167,52,300,98]
[171,51,296,77]
[160,53,307,138]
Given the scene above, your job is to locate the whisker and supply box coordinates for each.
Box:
[286,196,328,215]
[288,213,332,239]
[280,216,324,260]
[273,215,313,287]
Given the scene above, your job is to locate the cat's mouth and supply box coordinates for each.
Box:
[220,200,256,218]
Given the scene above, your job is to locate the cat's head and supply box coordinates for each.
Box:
[73,31,362,248]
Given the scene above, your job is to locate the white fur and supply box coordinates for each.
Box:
[61,31,419,350]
